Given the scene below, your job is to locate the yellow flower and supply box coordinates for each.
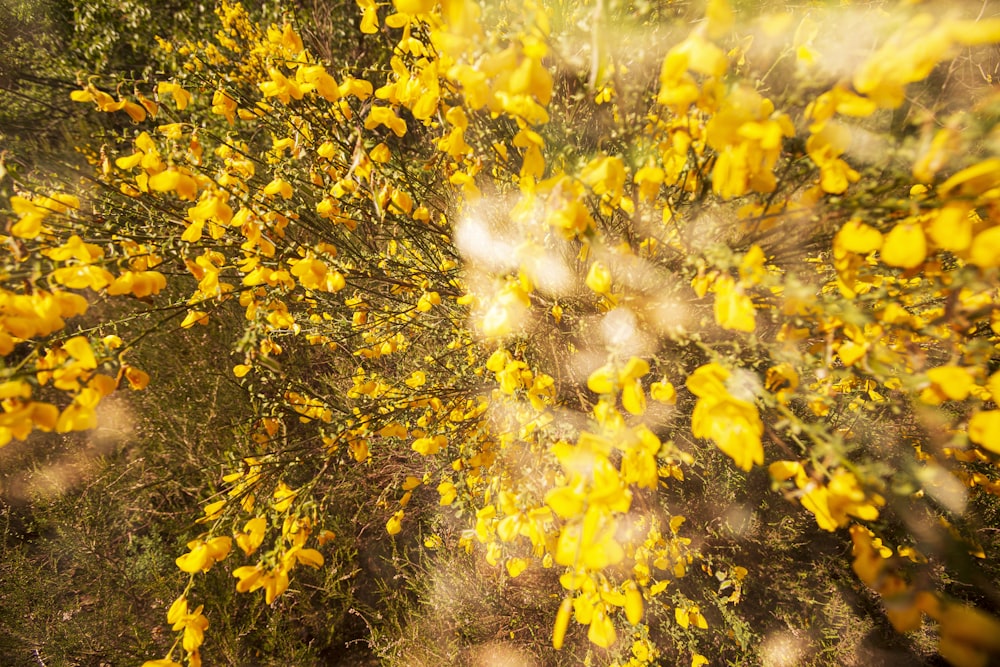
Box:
[437,481,457,505]
[365,106,408,137]
[970,227,1000,268]
[835,219,883,255]
[806,85,876,131]
[921,366,974,404]
[386,510,404,535]
[624,582,644,625]
[148,169,199,200]
[587,363,616,394]
[969,410,1000,454]
[827,470,881,521]
[283,545,324,569]
[650,380,677,404]
[63,336,97,370]
[713,275,755,332]
[927,203,973,253]
[262,566,290,604]
[120,365,150,390]
[585,261,612,295]
[687,363,763,471]
[235,516,267,556]
[764,363,799,402]
[9,196,48,238]
[44,234,103,263]
[836,340,869,367]
[196,499,225,524]
[938,157,1000,199]
[621,378,646,416]
[272,482,297,512]
[587,606,617,648]
[55,385,107,432]
[394,0,435,14]
[505,557,528,578]
[233,563,292,604]
[674,604,708,629]
[881,223,926,269]
[157,82,191,110]
[707,87,793,197]
[581,155,626,204]
[107,270,168,298]
[339,76,373,100]
[167,596,209,653]
[768,460,804,484]
[233,564,265,593]
[777,461,884,530]
[258,68,303,104]
[297,65,340,102]
[404,370,426,388]
[412,434,446,455]
[554,507,624,570]
[932,598,1000,665]
[357,0,379,33]
[634,164,665,202]
[806,122,860,194]
[552,597,573,649]
[417,291,440,312]
[175,536,231,573]
[263,178,293,199]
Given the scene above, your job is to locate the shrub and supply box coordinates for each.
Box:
[4,0,1000,665]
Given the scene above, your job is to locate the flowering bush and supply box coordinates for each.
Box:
[5,0,1000,664]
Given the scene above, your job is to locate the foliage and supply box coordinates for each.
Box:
[4,0,1000,665]
[0,0,265,157]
